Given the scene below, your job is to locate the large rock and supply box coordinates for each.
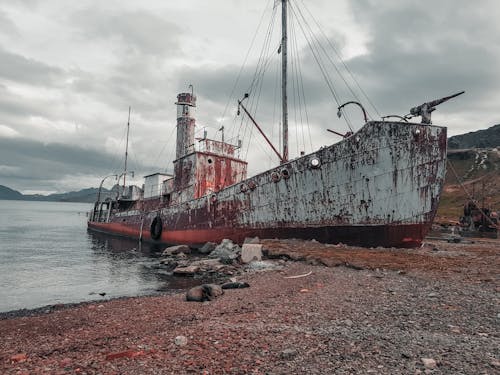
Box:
[190,259,225,272]
[241,243,263,263]
[173,265,200,275]
[198,242,217,254]
[162,245,191,256]
[209,239,241,264]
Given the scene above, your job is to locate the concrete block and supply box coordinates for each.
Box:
[241,243,263,263]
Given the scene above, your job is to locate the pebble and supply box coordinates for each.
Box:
[421,357,437,369]
[174,335,188,346]
[280,348,297,360]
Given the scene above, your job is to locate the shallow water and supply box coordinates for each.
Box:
[0,200,203,313]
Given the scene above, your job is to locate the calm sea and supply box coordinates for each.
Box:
[0,200,203,313]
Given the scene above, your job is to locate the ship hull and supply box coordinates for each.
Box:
[88,221,429,248]
[88,121,447,248]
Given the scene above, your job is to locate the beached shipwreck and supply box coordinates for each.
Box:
[88,1,454,248]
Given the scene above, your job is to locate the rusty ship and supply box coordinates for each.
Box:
[88,1,453,248]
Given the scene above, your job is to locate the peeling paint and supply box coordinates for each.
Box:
[89,119,447,248]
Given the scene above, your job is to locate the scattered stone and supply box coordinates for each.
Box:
[105,350,145,360]
[10,353,27,363]
[421,358,437,369]
[174,335,188,346]
[401,352,412,359]
[243,236,260,244]
[59,357,72,368]
[162,245,191,256]
[241,243,263,263]
[198,242,217,254]
[159,258,178,269]
[280,348,298,360]
[190,259,225,272]
[427,292,438,298]
[221,282,250,289]
[245,260,281,271]
[186,284,224,302]
[173,265,200,275]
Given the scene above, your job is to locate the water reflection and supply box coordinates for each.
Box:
[86,231,212,293]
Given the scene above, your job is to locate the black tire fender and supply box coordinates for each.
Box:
[150,216,163,240]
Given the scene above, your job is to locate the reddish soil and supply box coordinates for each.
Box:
[1,238,498,374]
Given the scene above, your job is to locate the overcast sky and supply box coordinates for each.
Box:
[0,0,499,194]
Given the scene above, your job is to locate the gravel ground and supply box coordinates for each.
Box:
[1,238,498,374]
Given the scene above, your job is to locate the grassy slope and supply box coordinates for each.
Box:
[436,149,500,222]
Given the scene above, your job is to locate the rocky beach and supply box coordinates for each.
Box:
[1,237,498,374]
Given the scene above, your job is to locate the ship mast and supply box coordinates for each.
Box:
[123,106,131,190]
[281,0,288,163]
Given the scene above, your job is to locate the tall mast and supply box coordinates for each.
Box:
[281,0,288,163]
[123,106,131,190]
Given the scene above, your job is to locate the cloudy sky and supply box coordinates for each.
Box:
[0,0,499,194]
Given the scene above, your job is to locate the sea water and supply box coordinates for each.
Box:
[0,200,201,313]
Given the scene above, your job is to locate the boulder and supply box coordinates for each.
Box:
[209,239,241,264]
[198,242,217,254]
[241,243,263,263]
[162,245,191,256]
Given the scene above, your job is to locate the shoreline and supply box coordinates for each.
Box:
[2,238,498,373]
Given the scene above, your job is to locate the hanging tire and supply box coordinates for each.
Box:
[150,216,163,240]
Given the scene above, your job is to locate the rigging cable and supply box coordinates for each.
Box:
[224,0,274,144]
[288,2,354,131]
[298,0,381,119]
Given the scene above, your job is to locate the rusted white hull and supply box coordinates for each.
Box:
[88,121,447,248]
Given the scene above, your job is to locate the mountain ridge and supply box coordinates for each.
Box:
[0,185,114,203]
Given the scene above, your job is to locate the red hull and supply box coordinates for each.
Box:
[88,221,429,248]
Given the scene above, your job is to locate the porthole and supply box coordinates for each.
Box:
[281,169,290,179]
[240,183,248,193]
[310,157,321,169]
[248,180,257,190]
[271,171,281,182]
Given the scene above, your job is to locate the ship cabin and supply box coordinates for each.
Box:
[142,90,247,208]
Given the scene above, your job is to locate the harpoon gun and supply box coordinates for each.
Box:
[409,90,464,124]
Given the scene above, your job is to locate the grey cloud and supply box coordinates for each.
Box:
[71,8,182,58]
[0,137,159,191]
[0,84,48,119]
[346,0,500,116]
[0,45,65,86]
[0,10,18,36]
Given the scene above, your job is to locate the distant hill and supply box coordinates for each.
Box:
[0,185,24,200]
[0,185,115,203]
[448,124,500,149]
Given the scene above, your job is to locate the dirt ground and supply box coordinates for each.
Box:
[1,238,498,374]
